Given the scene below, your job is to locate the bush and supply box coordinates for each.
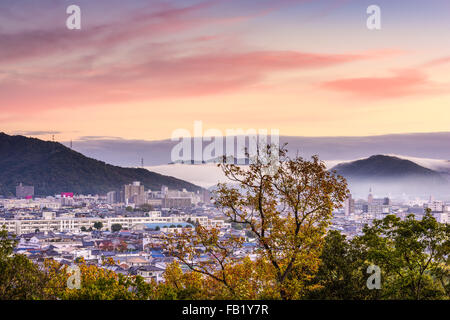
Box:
[111,224,122,232]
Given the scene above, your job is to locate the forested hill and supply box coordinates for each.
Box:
[0,133,202,196]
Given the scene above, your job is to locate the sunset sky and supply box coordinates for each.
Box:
[1,0,450,142]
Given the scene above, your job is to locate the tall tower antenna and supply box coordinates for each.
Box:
[70,140,73,149]
[141,158,144,168]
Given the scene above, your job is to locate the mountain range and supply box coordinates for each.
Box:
[148,155,450,199]
[0,133,202,197]
[62,132,450,167]
[1,132,449,199]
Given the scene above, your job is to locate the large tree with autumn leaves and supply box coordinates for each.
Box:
[165,146,348,299]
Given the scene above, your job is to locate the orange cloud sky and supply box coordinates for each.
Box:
[1,0,450,141]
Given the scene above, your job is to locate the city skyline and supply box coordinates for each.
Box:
[1,1,449,305]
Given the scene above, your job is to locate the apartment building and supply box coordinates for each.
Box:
[0,212,229,235]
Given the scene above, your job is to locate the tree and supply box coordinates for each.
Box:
[93,222,103,230]
[356,210,450,300]
[111,224,122,232]
[139,204,153,212]
[307,212,450,300]
[43,257,157,300]
[161,261,206,299]
[306,230,375,300]
[0,227,51,299]
[0,234,158,300]
[80,227,87,232]
[165,146,348,299]
[126,206,133,212]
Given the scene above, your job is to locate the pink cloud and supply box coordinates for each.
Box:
[423,56,450,68]
[0,49,386,114]
[321,69,437,99]
[0,0,313,65]
[0,0,409,117]
[0,0,250,65]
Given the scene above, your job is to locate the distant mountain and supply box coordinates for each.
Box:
[332,155,445,179]
[384,154,450,175]
[64,132,450,167]
[331,155,450,198]
[0,133,203,197]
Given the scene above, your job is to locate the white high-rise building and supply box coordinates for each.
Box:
[425,200,444,213]
[344,194,354,216]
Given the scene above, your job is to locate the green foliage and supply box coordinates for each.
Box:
[309,213,450,300]
[0,227,16,259]
[111,224,122,232]
[93,222,103,230]
[306,231,376,300]
[138,204,153,212]
[0,227,51,299]
[357,212,449,299]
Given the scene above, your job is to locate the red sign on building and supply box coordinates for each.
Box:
[61,192,74,198]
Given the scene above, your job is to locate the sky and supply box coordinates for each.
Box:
[1,0,450,142]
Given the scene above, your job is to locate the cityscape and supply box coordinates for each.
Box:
[0,0,449,314]
[0,173,448,284]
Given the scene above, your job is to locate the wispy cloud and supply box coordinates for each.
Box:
[321,69,437,99]
[78,136,125,141]
[12,130,62,136]
[0,1,219,64]
[0,0,314,65]
[2,0,450,138]
[423,56,450,68]
[0,49,387,115]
